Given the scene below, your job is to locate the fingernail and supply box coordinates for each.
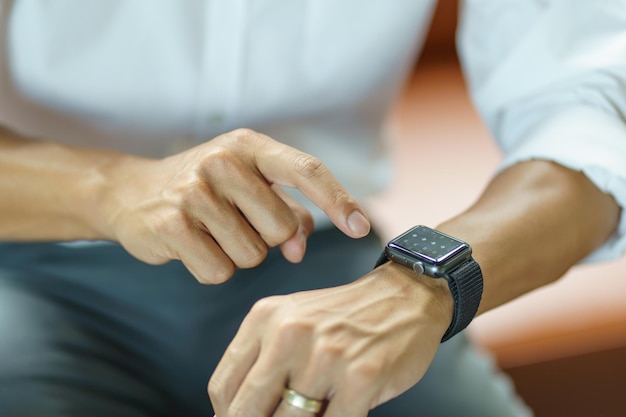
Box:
[347,211,370,236]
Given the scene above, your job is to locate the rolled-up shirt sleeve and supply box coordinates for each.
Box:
[457,0,626,262]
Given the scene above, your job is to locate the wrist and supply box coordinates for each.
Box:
[375,225,483,341]
[374,261,454,341]
[87,152,155,242]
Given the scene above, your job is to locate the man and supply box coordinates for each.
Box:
[0,1,623,416]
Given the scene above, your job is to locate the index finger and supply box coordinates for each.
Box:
[252,133,371,239]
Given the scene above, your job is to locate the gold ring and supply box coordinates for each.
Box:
[282,388,323,413]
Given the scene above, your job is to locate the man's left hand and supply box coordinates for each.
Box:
[208,263,453,417]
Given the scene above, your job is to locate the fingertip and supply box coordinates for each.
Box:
[347,210,370,237]
[279,228,307,263]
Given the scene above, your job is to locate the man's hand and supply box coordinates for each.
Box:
[208,263,453,417]
[99,128,370,283]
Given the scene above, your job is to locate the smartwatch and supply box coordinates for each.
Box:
[374,225,483,342]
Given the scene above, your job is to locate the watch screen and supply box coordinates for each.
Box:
[392,225,468,264]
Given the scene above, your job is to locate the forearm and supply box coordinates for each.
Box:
[436,159,620,314]
[0,129,141,241]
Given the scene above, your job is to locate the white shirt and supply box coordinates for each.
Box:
[1,0,625,262]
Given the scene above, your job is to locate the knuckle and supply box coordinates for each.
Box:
[152,210,189,238]
[139,253,170,266]
[328,185,354,209]
[292,153,326,179]
[207,262,235,284]
[160,175,215,214]
[250,295,281,317]
[249,296,311,348]
[335,189,352,205]
[219,128,265,151]
[235,244,268,269]
[348,360,385,386]
[179,180,211,209]
[203,146,241,173]
[264,215,299,246]
[230,127,258,141]
[311,339,345,369]
[274,316,314,349]
[207,376,225,402]
[194,253,235,284]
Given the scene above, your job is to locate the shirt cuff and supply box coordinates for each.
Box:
[498,106,626,263]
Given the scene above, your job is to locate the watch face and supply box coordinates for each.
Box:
[389,225,469,265]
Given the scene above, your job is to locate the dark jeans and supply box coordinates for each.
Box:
[0,228,532,416]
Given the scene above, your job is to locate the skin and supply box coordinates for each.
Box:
[0,127,371,283]
[0,127,620,416]
[208,160,620,417]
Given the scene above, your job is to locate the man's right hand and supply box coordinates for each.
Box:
[98,128,370,284]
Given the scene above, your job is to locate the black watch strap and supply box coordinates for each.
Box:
[374,252,483,343]
[441,258,483,342]
[374,251,388,269]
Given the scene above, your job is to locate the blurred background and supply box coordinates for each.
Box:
[367,2,626,416]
